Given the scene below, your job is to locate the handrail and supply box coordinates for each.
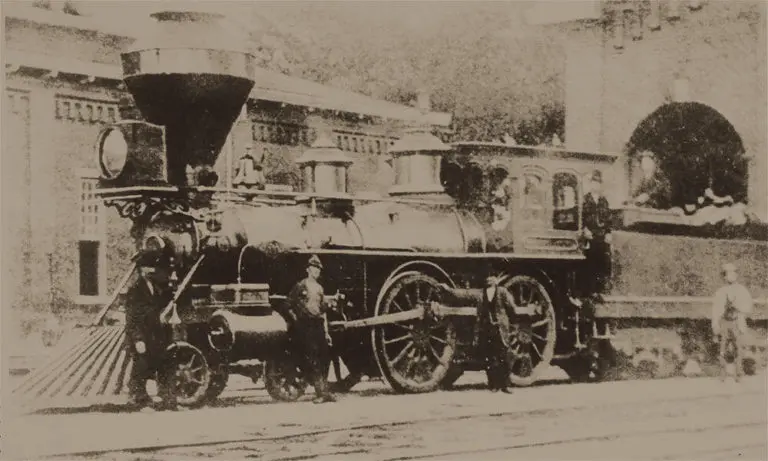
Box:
[95,185,458,208]
[293,248,585,260]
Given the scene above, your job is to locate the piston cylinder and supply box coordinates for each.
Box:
[208,310,289,361]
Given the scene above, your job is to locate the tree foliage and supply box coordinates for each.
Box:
[251,2,567,144]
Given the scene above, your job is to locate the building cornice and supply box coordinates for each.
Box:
[4,6,452,127]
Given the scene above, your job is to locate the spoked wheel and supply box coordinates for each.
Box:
[264,356,308,402]
[164,342,211,408]
[372,272,457,393]
[501,275,556,387]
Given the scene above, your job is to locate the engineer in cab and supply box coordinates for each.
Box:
[581,170,613,300]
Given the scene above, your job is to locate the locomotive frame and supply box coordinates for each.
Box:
[94,139,624,405]
[95,135,767,407]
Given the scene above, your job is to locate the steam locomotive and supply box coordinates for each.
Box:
[92,9,767,407]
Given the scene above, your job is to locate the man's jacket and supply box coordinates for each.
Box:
[582,192,612,238]
[124,278,164,349]
[287,277,330,321]
[440,285,522,347]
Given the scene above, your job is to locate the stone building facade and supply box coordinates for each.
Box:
[2,6,450,337]
[528,0,767,218]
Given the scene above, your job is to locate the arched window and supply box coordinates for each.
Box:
[523,172,545,209]
[521,168,549,227]
[552,172,579,231]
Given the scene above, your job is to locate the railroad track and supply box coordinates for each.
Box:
[376,421,766,461]
[45,385,765,460]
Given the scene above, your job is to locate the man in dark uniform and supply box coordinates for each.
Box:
[125,261,176,410]
[286,255,336,403]
[439,274,519,393]
[582,170,613,299]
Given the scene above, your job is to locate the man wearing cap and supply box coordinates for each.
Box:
[712,263,754,381]
[125,262,176,410]
[631,151,672,210]
[582,170,613,299]
[439,274,521,393]
[286,255,336,403]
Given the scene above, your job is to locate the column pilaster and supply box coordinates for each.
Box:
[28,87,57,313]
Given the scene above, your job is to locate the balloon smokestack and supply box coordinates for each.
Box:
[121,10,255,186]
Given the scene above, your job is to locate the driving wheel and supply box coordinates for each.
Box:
[372,272,457,393]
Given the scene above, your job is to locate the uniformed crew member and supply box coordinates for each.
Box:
[125,261,176,410]
[582,170,613,299]
[439,274,519,393]
[712,263,754,381]
[287,255,336,403]
[631,151,672,210]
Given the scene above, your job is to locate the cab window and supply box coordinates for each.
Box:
[552,172,579,231]
[521,171,548,226]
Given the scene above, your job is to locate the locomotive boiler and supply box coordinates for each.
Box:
[34,7,762,410]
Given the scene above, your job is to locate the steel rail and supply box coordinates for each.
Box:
[45,387,764,459]
[378,420,766,461]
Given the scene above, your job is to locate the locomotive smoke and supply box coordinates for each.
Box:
[121,9,256,186]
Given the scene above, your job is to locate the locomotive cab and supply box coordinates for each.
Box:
[443,142,619,255]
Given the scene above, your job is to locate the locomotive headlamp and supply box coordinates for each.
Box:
[98,127,129,179]
[95,121,167,187]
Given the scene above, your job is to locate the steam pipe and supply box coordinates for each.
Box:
[236,244,259,285]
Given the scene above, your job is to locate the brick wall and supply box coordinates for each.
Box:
[2,89,32,318]
[565,2,767,217]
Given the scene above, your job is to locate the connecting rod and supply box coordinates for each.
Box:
[329,303,475,330]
